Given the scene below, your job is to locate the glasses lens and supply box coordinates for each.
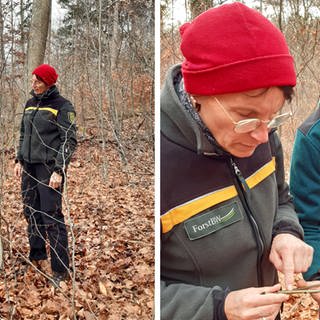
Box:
[267,112,291,129]
[30,80,42,86]
[234,119,261,133]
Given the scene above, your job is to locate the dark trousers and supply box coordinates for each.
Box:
[21,162,69,273]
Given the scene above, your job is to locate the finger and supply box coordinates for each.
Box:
[269,250,282,271]
[258,292,288,305]
[296,252,310,273]
[247,302,284,319]
[282,256,295,290]
[256,285,289,308]
[296,279,308,288]
[296,279,320,289]
[53,181,60,189]
[303,245,313,272]
[293,244,313,273]
[261,283,282,294]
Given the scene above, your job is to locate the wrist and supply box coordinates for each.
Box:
[272,221,303,240]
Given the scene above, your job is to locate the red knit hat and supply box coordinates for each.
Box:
[32,64,58,87]
[180,2,296,95]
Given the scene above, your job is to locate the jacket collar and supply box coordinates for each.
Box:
[161,64,228,157]
[31,85,59,100]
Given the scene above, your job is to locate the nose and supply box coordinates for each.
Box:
[249,123,269,144]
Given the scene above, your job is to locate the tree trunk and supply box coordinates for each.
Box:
[278,0,283,31]
[26,0,51,78]
[189,0,212,19]
[0,0,4,76]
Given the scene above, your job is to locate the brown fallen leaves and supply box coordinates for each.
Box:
[0,128,154,319]
[279,273,320,319]
[282,293,319,319]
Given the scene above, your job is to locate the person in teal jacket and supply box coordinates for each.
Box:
[290,99,320,280]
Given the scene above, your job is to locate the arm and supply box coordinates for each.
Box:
[269,131,303,238]
[290,128,320,226]
[268,131,313,289]
[14,112,25,178]
[54,100,77,174]
[16,111,25,164]
[161,280,288,319]
[161,280,224,319]
[290,124,320,279]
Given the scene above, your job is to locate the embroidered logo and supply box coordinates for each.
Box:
[68,112,75,124]
[184,202,243,240]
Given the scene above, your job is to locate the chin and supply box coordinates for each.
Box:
[230,148,256,158]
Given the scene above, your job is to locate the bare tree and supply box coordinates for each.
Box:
[26,0,51,78]
[189,0,212,19]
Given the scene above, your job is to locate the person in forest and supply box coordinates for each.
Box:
[14,63,77,287]
[290,98,320,281]
[160,3,314,319]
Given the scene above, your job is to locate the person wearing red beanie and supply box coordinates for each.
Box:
[14,63,77,287]
[160,3,313,320]
[32,64,58,88]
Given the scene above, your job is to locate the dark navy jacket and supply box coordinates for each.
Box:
[16,86,77,173]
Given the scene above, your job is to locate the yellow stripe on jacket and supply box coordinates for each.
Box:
[25,107,58,116]
[161,158,276,233]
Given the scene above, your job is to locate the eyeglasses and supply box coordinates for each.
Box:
[214,97,292,134]
[30,79,44,86]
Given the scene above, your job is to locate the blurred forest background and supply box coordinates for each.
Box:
[161,0,320,318]
[0,0,154,319]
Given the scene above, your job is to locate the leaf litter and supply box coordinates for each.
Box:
[0,131,154,319]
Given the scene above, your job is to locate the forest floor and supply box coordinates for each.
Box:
[280,273,319,319]
[0,125,154,319]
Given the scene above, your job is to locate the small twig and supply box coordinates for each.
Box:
[278,289,320,294]
[278,283,320,294]
[262,283,320,295]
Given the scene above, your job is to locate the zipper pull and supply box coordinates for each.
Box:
[231,159,250,194]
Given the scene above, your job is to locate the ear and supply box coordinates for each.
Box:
[189,95,201,112]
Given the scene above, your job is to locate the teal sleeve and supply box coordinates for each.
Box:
[290,129,320,225]
[290,127,320,279]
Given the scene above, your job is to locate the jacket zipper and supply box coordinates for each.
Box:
[28,101,40,162]
[229,157,265,286]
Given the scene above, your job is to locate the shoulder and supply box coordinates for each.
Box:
[298,107,320,138]
[55,95,75,113]
[25,97,36,107]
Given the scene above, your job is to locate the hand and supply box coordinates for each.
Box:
[14,162,22,178]
[296,279,320,305]
[224,283,289,319]
[269,234,313,290]
[49,172,63,189]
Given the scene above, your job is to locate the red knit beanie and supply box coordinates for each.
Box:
[32,64,58,87]
[180,2,296,95]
